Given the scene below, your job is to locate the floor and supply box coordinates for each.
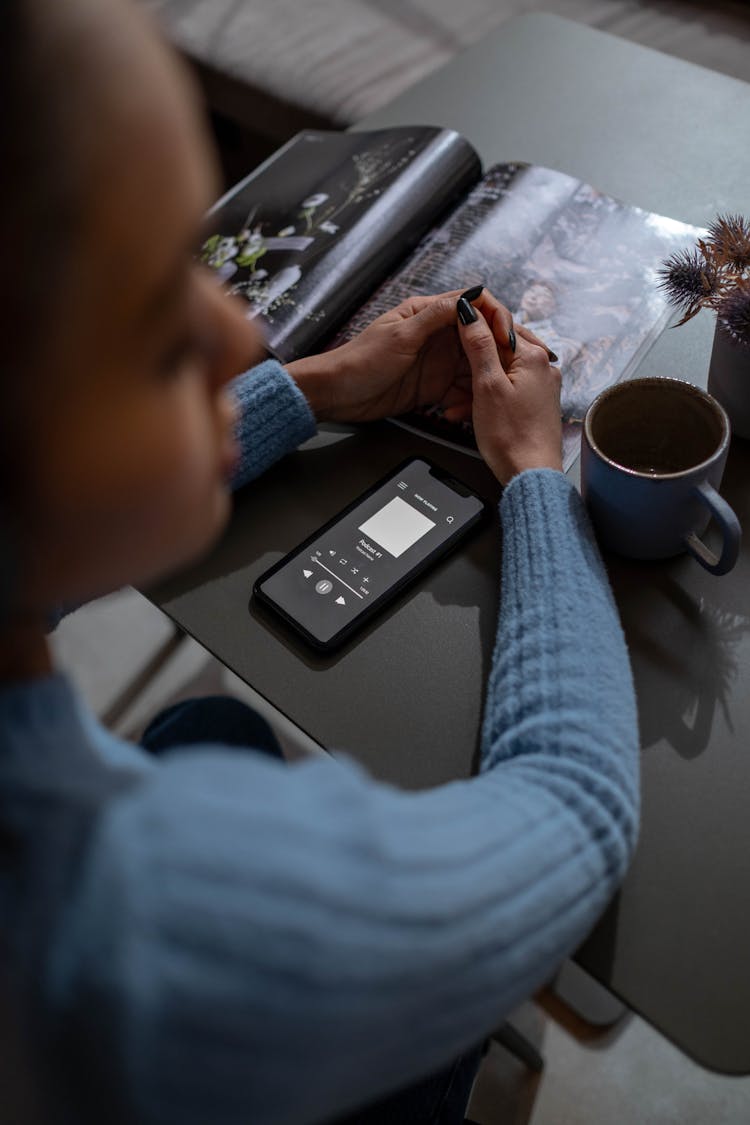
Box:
[51,589,750,1124]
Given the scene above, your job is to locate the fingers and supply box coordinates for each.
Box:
[440,379,473,423]
[443,400,473,423]
[458,290,555,361]
[513,321,559,362]
[405,293,466,339]
[472,296,557,362]
[458,306,550,392]
[456,293,562,484]
[455,302,509,391]
[402,288,531,363]
[396,288,513,340]
[472,290,515,353]
[394,289,471,316]
[392,288,557,364]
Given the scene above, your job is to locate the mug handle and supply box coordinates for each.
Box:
[683,481,741,575]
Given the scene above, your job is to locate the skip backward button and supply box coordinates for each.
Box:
[336,596,346,606]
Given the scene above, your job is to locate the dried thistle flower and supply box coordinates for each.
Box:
[658,248,716,316]
[718,282,750,347]
[660,213,750,343]
[706,213,750,271]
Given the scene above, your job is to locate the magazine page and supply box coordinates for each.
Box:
[337,164,702,469]
[199,127,481,362]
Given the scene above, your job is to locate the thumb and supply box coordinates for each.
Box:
[406,294,462,342]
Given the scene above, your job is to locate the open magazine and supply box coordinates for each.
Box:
[201,126,700,469]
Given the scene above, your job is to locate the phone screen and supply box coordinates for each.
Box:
[253,458,487,650]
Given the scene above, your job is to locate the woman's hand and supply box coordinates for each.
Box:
[458,302,563,485]
[286,289,515,424]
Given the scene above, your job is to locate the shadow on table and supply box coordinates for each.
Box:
[601,435,750,761]
[608,561,750,760]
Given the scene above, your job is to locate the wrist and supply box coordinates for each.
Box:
[487,450,564,486]
[505,461,564,483]
[285,348,346,422]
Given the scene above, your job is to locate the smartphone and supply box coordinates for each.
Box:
[253,457,489,651]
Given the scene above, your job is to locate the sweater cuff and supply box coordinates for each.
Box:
[500,468,579,531]
[230,359,317,488]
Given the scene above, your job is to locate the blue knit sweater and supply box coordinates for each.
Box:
[0,360,639,1125]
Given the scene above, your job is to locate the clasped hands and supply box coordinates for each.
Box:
[286,288,563,485]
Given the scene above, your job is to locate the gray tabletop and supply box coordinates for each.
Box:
[151,14,750,1074]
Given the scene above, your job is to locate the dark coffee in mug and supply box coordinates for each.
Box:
[581,377,741,574]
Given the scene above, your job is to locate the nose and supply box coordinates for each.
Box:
[198,267,266,389]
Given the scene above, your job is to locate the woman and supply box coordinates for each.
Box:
[0,1,639,1122]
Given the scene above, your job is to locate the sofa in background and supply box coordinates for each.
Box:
[142,1,750,181]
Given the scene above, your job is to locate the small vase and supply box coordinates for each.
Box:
[707,322,750,439]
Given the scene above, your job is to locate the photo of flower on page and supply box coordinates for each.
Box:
[200,138,420,315]
[339,163,702,469]
[197,127,480,362]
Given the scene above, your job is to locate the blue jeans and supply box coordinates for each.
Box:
[141,696,482,1124]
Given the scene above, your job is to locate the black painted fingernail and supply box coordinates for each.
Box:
[548,350,559,363]
[457,296,478,325]
[454,294,479,326]
[508,327,516,352]
[461,284,484,303]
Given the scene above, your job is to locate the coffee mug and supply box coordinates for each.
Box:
[581,377,741,575]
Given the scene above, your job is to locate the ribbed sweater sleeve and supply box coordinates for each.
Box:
[48,471,639,1125]
[230,359,317,487]
[483,469,639,861]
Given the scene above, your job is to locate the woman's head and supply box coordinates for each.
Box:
[518,280,557,323]
[0,0,262,624]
